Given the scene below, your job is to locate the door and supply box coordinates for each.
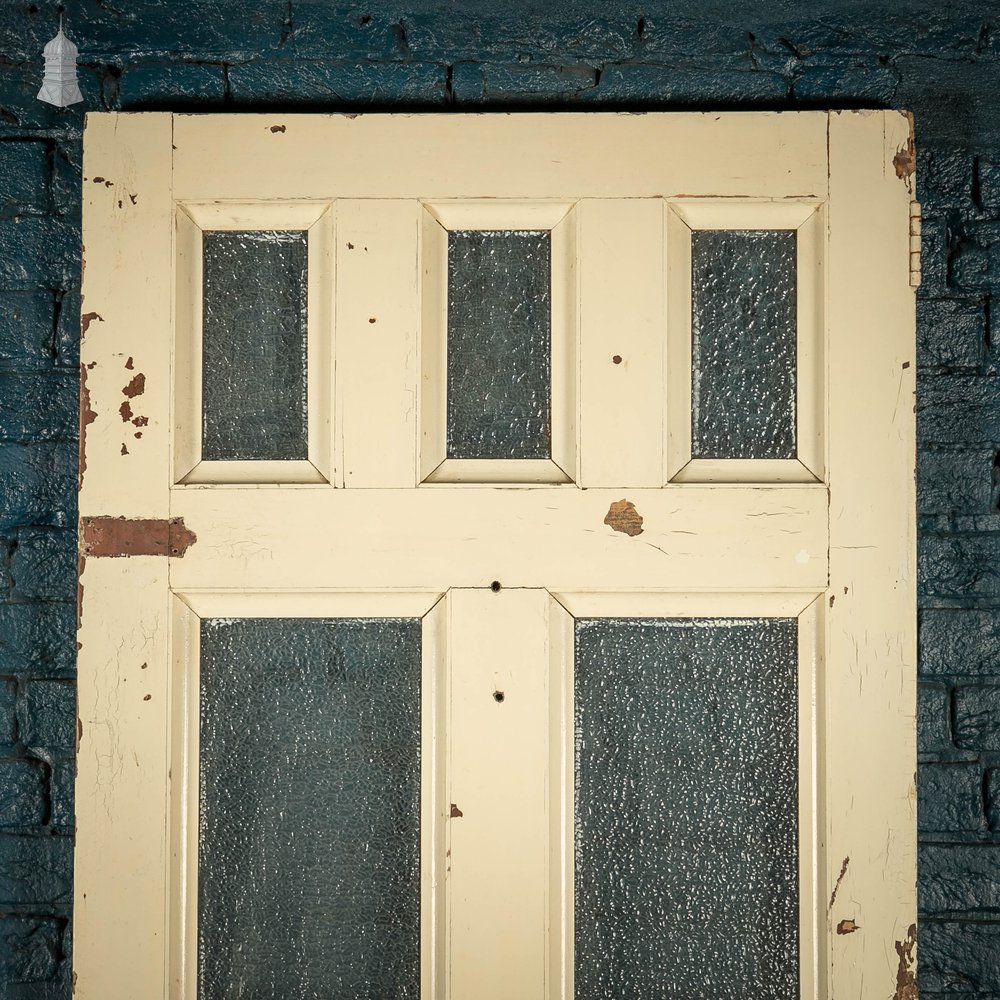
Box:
[75,111,917,999]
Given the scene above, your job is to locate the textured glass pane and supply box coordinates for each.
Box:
[691,230,797,460]
[198,618,421,1000]
[575,617,799,1000]
[202,230,308,461]
[447,229,551,459]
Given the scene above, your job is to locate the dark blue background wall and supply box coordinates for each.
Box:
[0,0,997,994]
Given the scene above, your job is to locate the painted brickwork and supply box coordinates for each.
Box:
[0,0,996,995]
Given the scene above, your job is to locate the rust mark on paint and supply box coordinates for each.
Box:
[449,803,464,818]
[893,112,916,192]
[81,516,198,558]
[122,372,145,398]
[837,918,860,935]
[893,923,917,1000]
[604,499,644,537]
[270,124,286,133]
[78,364,97,490]
[119,400,133,422]
[828,856,849,910]
[80,311,103,336]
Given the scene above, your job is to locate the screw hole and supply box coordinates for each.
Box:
[612,354,622,364]
[490,580,501,592]
[493,690,505,703]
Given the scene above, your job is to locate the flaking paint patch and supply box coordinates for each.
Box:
[837,918,860,934]
[604,499,644,536]
[122,372,145,398]
[893,111,916,193]
[893,923,917,1000]
[81,516,197,558]
[80,311,103,336]
[119,400,133,422]
[829,856,849,909]
[79,364,97,490]
[450,803,464,818]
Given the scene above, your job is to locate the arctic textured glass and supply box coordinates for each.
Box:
[447,229,552,459]
[198,617,421,1000]
[691,229,797,460]
[575,617,799,1000]
[202,229,308,461]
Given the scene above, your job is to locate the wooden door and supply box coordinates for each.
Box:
[76,111,917,1000]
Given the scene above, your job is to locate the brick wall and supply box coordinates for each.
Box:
[0,0,997,995]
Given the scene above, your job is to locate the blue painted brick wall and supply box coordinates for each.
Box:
[1,0,998,994]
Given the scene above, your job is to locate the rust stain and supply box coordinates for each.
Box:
[449,803,464,818]
[270,124,287,133]
[81,516,198,558]
[79,364,98,490]
[119,400,133,422]
[893,112,916,191]
[80,311,103,336]
[893,923,917,1000]
[828,856,850,910]
[122,372,146,398]
[837,918,860,935]
[604,499,644,537]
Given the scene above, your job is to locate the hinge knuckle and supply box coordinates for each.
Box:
[909,200,922,288]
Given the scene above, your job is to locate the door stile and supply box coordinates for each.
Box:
[825,110,918,997]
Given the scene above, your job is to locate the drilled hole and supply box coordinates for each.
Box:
[490,580,502,592]
[612,354,622,365]
[493,690,505,703]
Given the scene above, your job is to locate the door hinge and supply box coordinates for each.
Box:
[909,200,922,289]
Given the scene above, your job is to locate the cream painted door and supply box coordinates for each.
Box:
[76,112,917,1000]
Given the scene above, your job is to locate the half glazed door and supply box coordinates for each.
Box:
[76,111,917,1000]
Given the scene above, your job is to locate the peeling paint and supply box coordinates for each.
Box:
[122,372,146,398]
[81,516,197,558]
[125,356,134,370]
[79,364,98,490]
[450,803,464,818]
[120,443,128,455]
[893,923,917,1000]
[119,400,133,423]
[80,311,104,336]
[893,111,916,192]
[837,918,860,935]
[269,124,287,133]
[604,499,644,536]
[828,856,850,909]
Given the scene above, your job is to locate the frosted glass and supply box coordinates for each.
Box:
[574,617,799,1000]
[202,230,308,461]
[198,617,421,1000]
[447,229,552,459]
[691,230,797,460]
